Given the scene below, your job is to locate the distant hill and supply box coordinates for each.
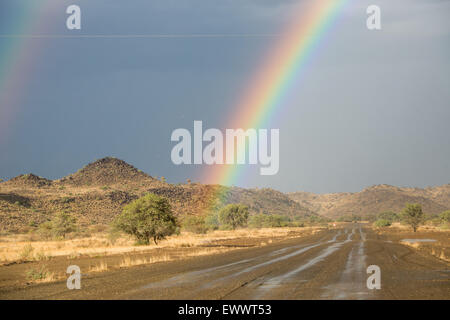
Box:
[3,174,52,188]
[0,157,314,232]
[147,184,315,219]
[58,157,157,187]
[2,157,448,232]
[288,184,450,219]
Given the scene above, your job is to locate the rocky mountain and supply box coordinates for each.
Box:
[288,184,450,219]
[0,157,314,232]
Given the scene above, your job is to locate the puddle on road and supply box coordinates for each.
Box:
[139,230,345,296]
[328,230,341,243]
[258,241,347,292]
[401,239,437,243]
[321,241,368,300]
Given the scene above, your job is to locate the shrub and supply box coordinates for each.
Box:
[52,211,77,238]
[218,204,249,230]
[113,193,177,245]
[337,214,362,222]
[107,227,121,245]
[440,210,450,223]
[182,216,208,234]
[248,214,266,228]
[308,215,331,225]
[37,221,54,240]
[204,212,220,230]
[248,214,290,228]
[401,203,425,232]
[19,244,35,261]
[377,211,399,223]
[26,265,53,282]
[290,221,305,228]
[373,219,391,228]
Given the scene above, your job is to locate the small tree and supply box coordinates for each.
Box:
[373,219,391,228]
[113,193,177,245]
[204,211,220,230]
[218,204,249,230]
[377,211,399,223]
[182,216,208,234]
[401,203,424,232]
[52,211,77,238]
[440,210,450,223]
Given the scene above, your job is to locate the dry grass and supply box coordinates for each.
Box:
[119,254,172,268]
[25,265,56,283]
[0,227,321,263]
[401,241,421,249]
[89,261,108,273]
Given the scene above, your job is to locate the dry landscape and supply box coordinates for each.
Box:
[0,157,448,299]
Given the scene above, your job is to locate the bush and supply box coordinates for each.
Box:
[37,221,54,240]
[373,219,391,228]
[218,204,249,230]
[337,214,362,222]
[113,193,177,245]
[182,216,208,234]
[308,215,331,225]
[377,211,399,223]
[440,210,450,223]
[19,244,35,261]
[52,212,77,239]
[26,265,53,281]
[204,212,220,230]
[401,203,425,232]
[248,214,290,228]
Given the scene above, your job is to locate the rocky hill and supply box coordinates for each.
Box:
[58,157,156,187]
[2,157,448,232]
[0,157,314,233]
[288,184,450,219]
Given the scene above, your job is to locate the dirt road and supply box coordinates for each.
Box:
[1,225,449,299]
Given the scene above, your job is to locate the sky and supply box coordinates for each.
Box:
[0,0,449,193]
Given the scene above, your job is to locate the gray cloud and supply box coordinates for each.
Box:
[0,0,449,193]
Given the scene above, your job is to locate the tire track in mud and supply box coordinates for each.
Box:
[133,230,343,297]
[320,227,371,300]
[246,228,357,299]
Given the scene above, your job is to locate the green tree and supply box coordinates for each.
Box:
[204,212,220,230]
[52,212,77,238]
[440,210,450,223]
[218,204,249,230]
[373,219,391,228]
[248,214,290,228]
[377,211,399,223]
[182,216,208,234]
[113,193,177,245]
[401,203,425,232]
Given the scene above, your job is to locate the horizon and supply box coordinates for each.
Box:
[1,155,448,195]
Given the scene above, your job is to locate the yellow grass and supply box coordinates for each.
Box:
[89,261,108,273]
[25,265,56,283]
[119,254,172,268]
[0,227,322,263]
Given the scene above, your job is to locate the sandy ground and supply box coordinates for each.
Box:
[0,224,448,299]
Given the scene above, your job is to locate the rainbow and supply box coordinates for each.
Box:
[0,1,56,145]
[198,0,350,211]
